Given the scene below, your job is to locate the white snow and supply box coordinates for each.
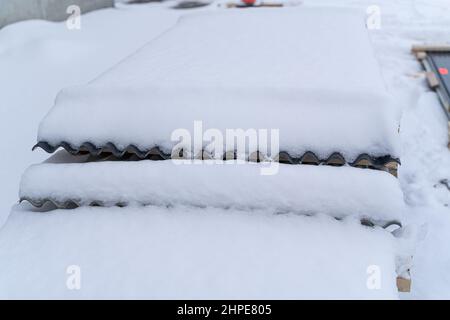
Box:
[0,205,398,299]
[37,8,401,160]
[20,159,405,222]
[0,3,182,226]
[1,0,450,299]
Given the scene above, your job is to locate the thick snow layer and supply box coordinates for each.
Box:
[20,159,405,222]
[0,205,398,299]
[1,0,450,300]
[0,3,181,226]
[344,0,450,299]
[37,8,401,160]
[405,207,450,299]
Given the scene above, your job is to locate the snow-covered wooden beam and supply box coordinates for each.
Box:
[412,44,450,148]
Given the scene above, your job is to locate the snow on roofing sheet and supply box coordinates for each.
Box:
[20,159,405,223]
[0,206,398,299]
[37,8,401,161]
[0,205,398,299]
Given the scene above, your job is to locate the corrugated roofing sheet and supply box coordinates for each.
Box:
[33,141,400,175]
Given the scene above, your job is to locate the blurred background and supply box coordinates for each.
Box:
[0,0,184,28]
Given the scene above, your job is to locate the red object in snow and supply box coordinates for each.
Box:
[439,67,449,76]
[242,0,256,5]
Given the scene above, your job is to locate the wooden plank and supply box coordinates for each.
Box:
[426,71,440,88]
[385,162,398,178]
[412,44,450,53]
[397,276,411,293]
[448,121,450,149]
[224,2,284,8]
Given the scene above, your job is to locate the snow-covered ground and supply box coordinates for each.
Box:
[0,0,449,299]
